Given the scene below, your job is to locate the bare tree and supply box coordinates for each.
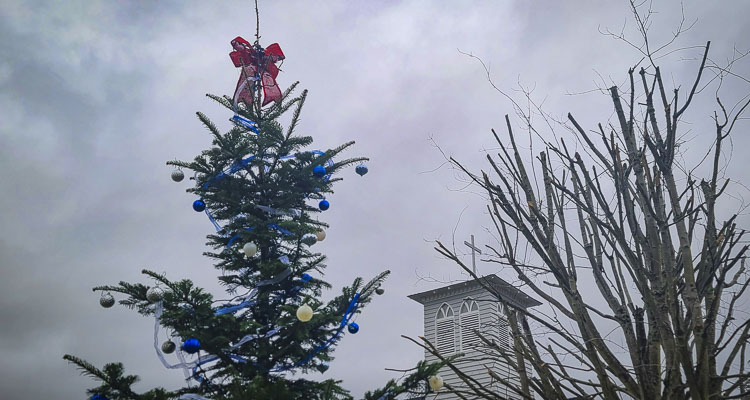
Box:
[420,3,750,400]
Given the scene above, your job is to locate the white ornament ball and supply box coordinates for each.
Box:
[100,293,115,308]
[315,230,326,242]
[171,169,184,182]
[428,375,444,391]
[242,242,258,257]
[296,304,314,322]
[146,286,165,302]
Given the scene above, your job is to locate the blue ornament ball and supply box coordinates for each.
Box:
[90,395,108,400]
[355,164,368,176]
[182,338,201,354]
[301,273,312,282]
[313,165,327,178]
[318,200,330,211]
[192,199,206,212]
[347,322,359,334]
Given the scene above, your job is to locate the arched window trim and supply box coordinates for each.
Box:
[435,303,455,355]
[436,302,454,319]
[460,298,481,351]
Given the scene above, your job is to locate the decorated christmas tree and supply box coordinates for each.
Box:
[63,7,445,397]
[64,31,386,400]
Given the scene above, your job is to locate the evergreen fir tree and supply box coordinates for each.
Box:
[64,14,443,398]
[62,30,388,398]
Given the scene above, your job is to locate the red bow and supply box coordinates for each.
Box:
[229,36,285,107]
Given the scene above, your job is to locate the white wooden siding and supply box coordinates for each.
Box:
[420,286,527,399]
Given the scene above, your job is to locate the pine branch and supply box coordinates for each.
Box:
[362,360,444,400]
[206,93,235,111]
[63,355,147,400]
[330,157,370,171]
[264,82,301,119]
[196,111,227,147]
[64,354,111,382]
[285,89,308,140]
[359,270,390,299]
[141,269,175,290]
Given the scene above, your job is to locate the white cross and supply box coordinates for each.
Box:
[464,234,482,274]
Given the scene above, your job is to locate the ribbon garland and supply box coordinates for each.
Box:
[153,268,327,371]
[214,267,293,315]
[155,286,362,397]
[201,150,330,190]
[197,149,332,249]
[272,292,361,372]
[152,268,295,372]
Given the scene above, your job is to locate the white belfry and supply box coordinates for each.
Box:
[409,275,541,399]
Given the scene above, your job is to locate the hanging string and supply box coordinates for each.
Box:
[254,0,260,45]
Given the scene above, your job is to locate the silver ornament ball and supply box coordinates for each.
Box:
[375,287,385,295]
[146,286,165,303]
[161,340,176,354]
[171,169,184,182]
[301,234,318,246]
[99,293,115,308]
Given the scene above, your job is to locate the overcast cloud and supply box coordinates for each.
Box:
[1,1,749,399]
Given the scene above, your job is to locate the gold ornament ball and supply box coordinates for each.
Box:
[428,375,444,391]
[296,304,314,322]
[243,242,257,257]
[315,230,326,242]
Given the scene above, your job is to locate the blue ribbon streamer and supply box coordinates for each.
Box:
[202,155,256,189]
[271,292,361,372]
[231,115,259,133]
[166,291,360,385]
[225,227,254,248]
[205,209,223,232]
[199,150,330,238]
[224,224,294,249]
[202,150,328,190]
[214,268,295,316]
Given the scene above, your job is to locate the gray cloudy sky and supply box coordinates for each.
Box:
[1,1,749,399]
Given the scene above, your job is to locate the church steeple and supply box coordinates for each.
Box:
[409,275,540,399]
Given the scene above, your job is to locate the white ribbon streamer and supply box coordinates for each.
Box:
[179,394,213,400]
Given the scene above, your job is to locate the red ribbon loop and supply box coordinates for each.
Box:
[229,36,285,106]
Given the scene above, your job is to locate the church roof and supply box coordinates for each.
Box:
[408,274,542,309]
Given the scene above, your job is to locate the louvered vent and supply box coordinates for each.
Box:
[435,303,455,354]
[498,304,510,349]
[498,319,510,348]
[460,299,481,350]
